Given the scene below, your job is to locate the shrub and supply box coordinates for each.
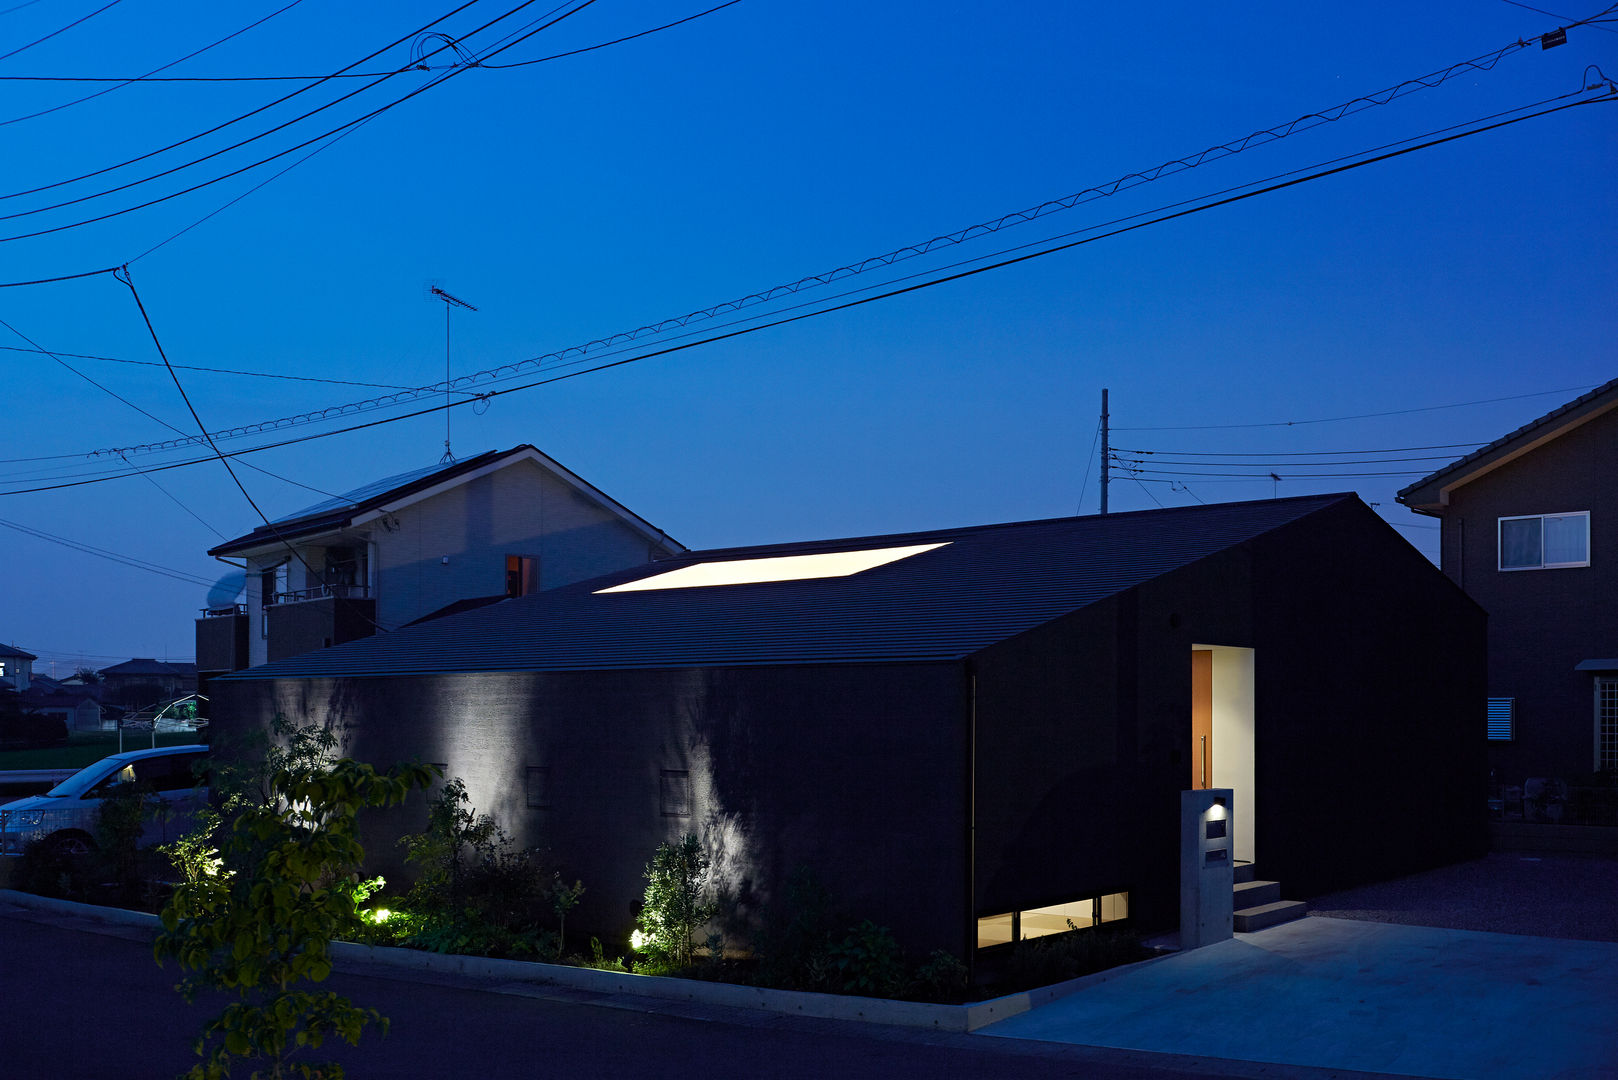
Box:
[632,834,716,972]
[395,776,578,959]
[823,920,906,997]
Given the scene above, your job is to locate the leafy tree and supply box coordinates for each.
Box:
[71,666,103,683]
[633,834,716,970]
[156,751,435,1080]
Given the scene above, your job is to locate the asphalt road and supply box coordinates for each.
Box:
[0,904,1393,1080]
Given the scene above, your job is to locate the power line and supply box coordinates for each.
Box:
[2,88,1608,497]
[0,515,217,586]
[0,0,745,81]
[0,343,479,392]
[0,0,489,204]
[0,0,607,244]
[0,0,309,129]
[1497,0,1618,33]
[75,69,1606,464]
[0,0,125,64]
[0,0,563,226]
[1114,453,1470,466]
[1112,384,1602,431]
[1111,442,1485,456]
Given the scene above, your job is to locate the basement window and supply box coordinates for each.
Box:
[595,543,950,593]
[976,891,1129,949]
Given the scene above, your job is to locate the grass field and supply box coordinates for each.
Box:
[0,730,206,772]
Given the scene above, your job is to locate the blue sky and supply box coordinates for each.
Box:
[1,0,1614,670]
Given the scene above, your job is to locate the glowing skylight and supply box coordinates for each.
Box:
[596,542,949,593]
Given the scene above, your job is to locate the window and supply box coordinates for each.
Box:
[506,555,538,598]
[1487,698,1515,741]
[660,770,690,817]
[975,891,1130,949]
[1599,678,1618,773]
[1499,512,1590,570]
[525,765,551,809]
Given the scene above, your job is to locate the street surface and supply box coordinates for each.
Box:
[0,903,1388,1080]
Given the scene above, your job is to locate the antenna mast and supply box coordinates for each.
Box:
[427,284,479,463]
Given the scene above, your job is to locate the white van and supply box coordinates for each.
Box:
[0,744,209,856]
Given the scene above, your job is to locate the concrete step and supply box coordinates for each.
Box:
[1233,861,1255,884]
[1234,879,1280,906]
[1234,900,1309,933]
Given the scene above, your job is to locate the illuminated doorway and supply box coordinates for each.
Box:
[1192,645,1255,864]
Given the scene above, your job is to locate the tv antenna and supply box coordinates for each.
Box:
[425,282,478,463]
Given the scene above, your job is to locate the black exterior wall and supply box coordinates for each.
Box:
[1247,498,1487,895]
[212,661,969,954]
[968,500,1484,933]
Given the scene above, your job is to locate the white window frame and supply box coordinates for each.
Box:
[1498,511,1590,571]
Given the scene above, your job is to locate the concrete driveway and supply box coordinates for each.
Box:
[979,915,1618,1079]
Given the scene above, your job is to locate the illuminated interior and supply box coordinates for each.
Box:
[596,542,949,593]
[976,891,1129,948]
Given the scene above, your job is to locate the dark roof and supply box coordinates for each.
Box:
[222,493,1360,682]
[209,444,683,556]
[0,643,37,660]
[404,594,510,626]
[1397,377,1618,510]
[99,659,197,677]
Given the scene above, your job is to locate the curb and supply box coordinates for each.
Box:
[0,888,1158,1033]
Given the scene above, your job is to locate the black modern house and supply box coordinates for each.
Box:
[211,493,1485,970]
[1399,377,1618,785]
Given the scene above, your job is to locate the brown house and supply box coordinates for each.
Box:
[1398,377,1618,785]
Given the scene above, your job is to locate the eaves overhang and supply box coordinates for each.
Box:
[1396,377,1618,514]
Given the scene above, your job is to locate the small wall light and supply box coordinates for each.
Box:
[441,555,450,565]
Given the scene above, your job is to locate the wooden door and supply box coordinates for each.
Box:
[1191,650,1213,789]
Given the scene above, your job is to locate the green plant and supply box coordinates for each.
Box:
[824,920,906,997]
[155,755,436,1080]
[996,924,1148,994]
[395,776,573,959]
[573,936,627,972]
[909,948,971,1003]
[751,865,841,990]
[632,834,716,971]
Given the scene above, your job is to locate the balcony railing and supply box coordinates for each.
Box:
[273,583,370,604]
[198,603,246,618]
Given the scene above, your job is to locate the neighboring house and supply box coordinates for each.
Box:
[196,445,684,681]
[0,643,35,692]
[1398,377,1618,784]
[212,493,1484,971]
[19,688,104,732]
[98,659,198,714]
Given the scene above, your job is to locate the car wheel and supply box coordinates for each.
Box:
[46,831,96,857]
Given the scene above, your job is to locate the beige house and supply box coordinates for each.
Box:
[196,445,683,680]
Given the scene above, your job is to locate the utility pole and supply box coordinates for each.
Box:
[427,285,478,463]
[1100,387,1110,515]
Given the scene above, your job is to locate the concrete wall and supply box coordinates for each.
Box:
[1434,403,1618,783]
[213,661,969,956]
